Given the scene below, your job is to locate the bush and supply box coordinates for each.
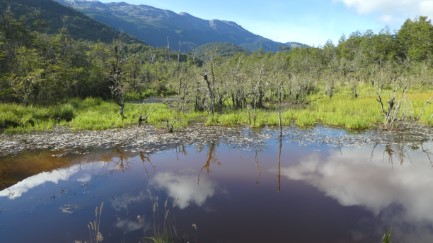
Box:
[50,104,76,122]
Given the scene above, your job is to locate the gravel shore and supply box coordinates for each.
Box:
[1,123,432,158]
[0,125,270,157]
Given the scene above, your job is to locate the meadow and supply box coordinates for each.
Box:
[2,85,433,134]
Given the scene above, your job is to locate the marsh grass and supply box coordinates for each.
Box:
[2,87,433,133]
[1,98,206,133]
[204,86,433,130]
[75,202,104,243]
[145,197,182,243]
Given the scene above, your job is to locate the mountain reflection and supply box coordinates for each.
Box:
[279,144,433,242]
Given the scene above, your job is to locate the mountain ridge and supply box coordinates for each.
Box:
[0,0,139,44]
[55,0,308,52]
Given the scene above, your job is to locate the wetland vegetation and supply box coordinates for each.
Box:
[1,10,433,134]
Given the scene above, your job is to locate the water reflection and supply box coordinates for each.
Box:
[279,143,433,242]
[197,142,220,185]
[111,192,149,233]
[0,164,84,199]
[153,172,216,209]
[1,127,433,242]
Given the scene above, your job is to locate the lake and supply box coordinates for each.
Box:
[1,127,433,242]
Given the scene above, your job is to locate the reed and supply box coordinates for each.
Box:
[145,197,180,243]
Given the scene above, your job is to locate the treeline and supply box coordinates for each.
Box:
[174,16,433,113]
[1,7,433,117]
[0,7,188,106]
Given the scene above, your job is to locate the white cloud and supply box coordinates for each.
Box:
[336,0,433,20]
[152,172,216,209]
[420,1,433,16]
[379,14,393,23]
[337,0,417,14]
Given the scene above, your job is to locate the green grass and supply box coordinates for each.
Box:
[0,98,207,133]
[2,87,433,133]
[309,88,383,129]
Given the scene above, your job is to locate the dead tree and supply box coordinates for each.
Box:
[109,41,126,119]
[203,69,215,114]
[251,65,265,126]
[376,86,407,128]
[278,82,283,139]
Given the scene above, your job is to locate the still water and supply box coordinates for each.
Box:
[1,128,433,242]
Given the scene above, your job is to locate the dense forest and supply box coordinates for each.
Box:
[1,4,433,126]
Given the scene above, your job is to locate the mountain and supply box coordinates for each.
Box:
[0,0,139,43]
[55,0,307,52]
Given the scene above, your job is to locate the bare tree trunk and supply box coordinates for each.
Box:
[203,68,215,114]
[256,66,265,108]
[278,84,283,139]
[109,41,126,119]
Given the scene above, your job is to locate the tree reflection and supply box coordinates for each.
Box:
[278,136,282,192]
[139,151,155,177]
[111,147,130,172]
[176,144,188,160]
[371,137,432,167]
[197,142,220,185]
[255,150,262,185]
[421,144,433,167]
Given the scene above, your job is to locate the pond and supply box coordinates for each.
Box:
[1,127,433,242]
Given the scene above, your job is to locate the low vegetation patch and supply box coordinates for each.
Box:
[2,87,433,134]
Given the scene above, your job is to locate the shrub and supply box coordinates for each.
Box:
[50,104,76,122]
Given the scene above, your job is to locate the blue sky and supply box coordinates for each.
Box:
[98,0,433,46]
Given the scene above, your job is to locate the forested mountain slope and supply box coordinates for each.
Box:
[0,0,138,43]
[55,0,307,52]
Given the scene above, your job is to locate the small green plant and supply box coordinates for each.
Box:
[381,228,392,243]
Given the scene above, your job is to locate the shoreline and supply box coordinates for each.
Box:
[1,123,432,158]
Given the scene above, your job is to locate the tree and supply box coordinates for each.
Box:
[109,40,127,118]
[396,16,433,62]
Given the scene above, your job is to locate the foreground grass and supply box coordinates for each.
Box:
[0,97,205,133]
[2,87,433,133]
[206,85,433,129]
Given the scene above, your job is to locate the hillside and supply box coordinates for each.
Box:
[55,0,307,52]
[192,42,248,60]
[0,0,139,43]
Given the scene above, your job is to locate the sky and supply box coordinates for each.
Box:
[97,0,433,47]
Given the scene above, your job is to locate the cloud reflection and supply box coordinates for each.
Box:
[111,192,147,212]
[115,218,146,233]
[278,146,433,241]
[152,172,216,209]
[0,166,80,199]
[0,163,104,199]
[281,148,433,220]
